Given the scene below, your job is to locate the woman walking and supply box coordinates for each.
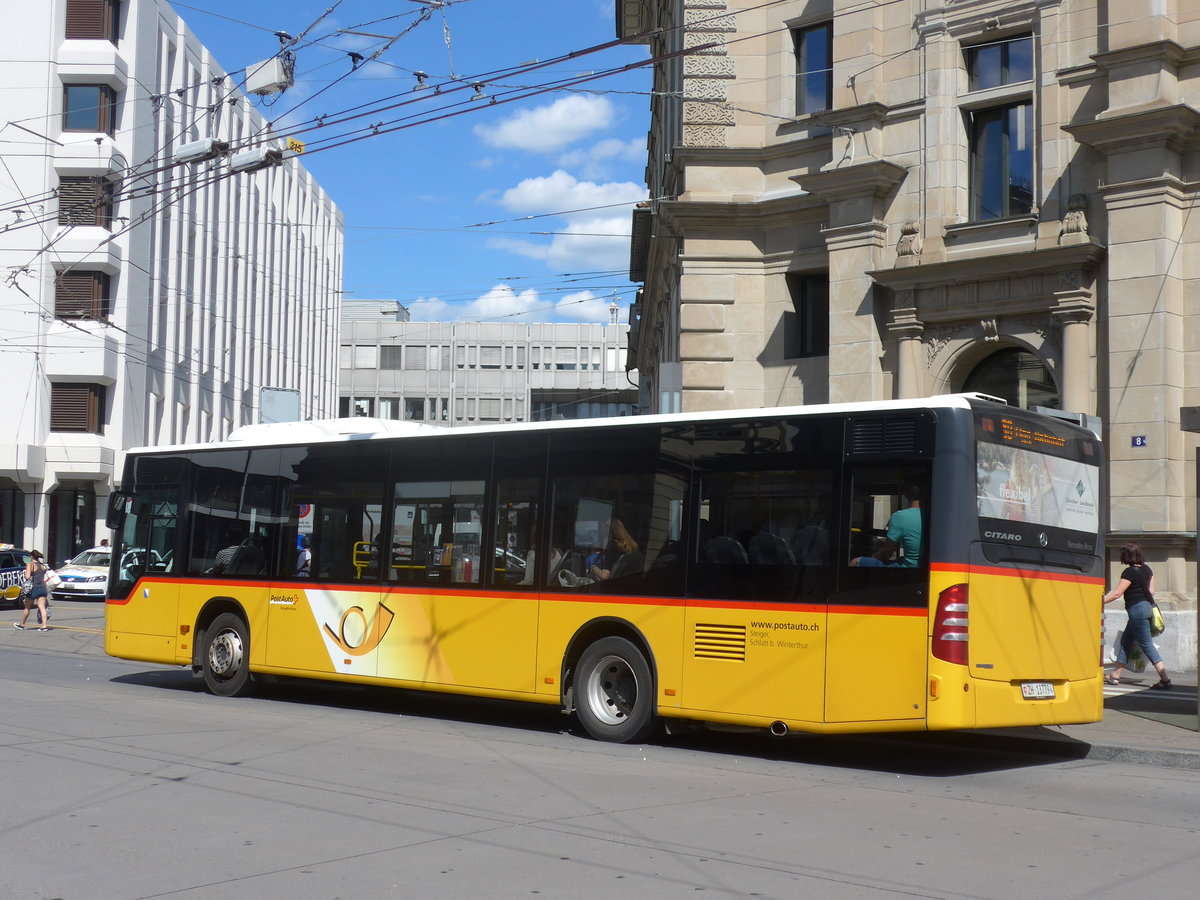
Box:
[1102,541,1170,688]
[13,550,51,632]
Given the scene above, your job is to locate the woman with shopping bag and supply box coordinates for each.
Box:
[1102,541,1171,689]
[13,550,51,632]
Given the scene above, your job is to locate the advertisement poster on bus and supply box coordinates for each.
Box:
[976,442,1099,533]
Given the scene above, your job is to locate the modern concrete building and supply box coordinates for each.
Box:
[340,301,639,426]
[0,0,343,564]
[619,0,1200,655]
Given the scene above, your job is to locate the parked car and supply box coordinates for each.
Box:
[50,546,111,601]
[0,545,33,608]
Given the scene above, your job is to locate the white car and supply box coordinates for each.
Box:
[51,547,111,601]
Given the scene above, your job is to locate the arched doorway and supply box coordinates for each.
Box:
[962,347,1059,410]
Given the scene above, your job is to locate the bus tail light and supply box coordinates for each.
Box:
[933,583,969,665]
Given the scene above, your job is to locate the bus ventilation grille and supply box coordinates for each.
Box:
[849,419,917,455]
[694,623,746,661]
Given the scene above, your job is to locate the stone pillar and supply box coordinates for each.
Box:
[794,161,907,403]
[888,289,924,399]
[1050,294,1094,416]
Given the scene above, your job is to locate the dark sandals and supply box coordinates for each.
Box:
[1103,675,1120,685]
[1149,679,1173,690]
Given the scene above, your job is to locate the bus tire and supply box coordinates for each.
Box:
[574,636,658,743]
[202,612,252,697]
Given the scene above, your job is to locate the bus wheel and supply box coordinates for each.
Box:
[574,636,658,743]
[202,612,251,697]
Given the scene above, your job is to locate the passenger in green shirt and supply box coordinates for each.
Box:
[852,486,922,568]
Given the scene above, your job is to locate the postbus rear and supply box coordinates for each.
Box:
[927,405,1104,729]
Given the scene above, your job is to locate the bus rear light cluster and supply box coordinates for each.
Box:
[933,583,969,665]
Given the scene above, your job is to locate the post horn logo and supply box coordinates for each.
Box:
[323,601,395,656]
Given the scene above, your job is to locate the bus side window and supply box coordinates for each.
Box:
[277,444,388,581]
[846,467,928,570]
[494,480,538,587]
[390,482,484,586]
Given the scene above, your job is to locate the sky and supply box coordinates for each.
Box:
[172,0,652,324]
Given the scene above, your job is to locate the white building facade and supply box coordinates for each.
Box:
[340,302,638,426]
[0,0,343,564]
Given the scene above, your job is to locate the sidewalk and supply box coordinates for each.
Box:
[975,669,1200,769]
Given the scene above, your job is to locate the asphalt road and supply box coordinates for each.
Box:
[3,602,1199,899]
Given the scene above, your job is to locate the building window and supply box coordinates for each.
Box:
[51,383,106,433]
[58,176,114,228]
[964,35,1035,221]
[352,397,374,417]
[794,22,832,115]
[338,397,350,417]
[63,84,117,134]
[65,0,119,43]
[380,346,402,370]
[379,397,401,419]
[404,399,425,421]
[55,271,111,320]
[969,102,1033,220]
[480,346,502,370]
[966,35,1032,91]
[785,273,829,358]
[480,398,501,421]
[405,346,427,370]
[962,347,1058,410]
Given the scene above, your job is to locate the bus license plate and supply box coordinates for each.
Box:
[1020,682,1055,700]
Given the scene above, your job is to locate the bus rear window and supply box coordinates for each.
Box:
[975,414,1100,551]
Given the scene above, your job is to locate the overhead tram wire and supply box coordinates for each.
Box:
[8,2,787,278]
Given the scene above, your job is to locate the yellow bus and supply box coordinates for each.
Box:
[105,394,1104,742]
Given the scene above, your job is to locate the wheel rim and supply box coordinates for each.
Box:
[583,653,639,726]
[208,627,244,680]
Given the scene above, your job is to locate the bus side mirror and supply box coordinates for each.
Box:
[106,492,131,530]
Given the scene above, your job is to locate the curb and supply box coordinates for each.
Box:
[936,728,1200,770]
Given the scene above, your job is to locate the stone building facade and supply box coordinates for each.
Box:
[619,0,1200,651]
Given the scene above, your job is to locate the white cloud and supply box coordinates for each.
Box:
[557,137,645,180]
[487,212,634,272]
[474,95,615,153]
[487,170,646,271]
[498,169,644,215]
[555,290,621,323]
[406,285,545,323]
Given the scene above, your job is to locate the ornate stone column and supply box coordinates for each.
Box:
[1050,289,1094,416]
[888,289,924,399]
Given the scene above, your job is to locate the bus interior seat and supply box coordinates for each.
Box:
[749,532,795,566]
[703,535,749,565]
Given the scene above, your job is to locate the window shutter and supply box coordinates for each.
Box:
[480,345,501,368]
[58,177,112,227]
[51,383,105,433]
[55,271,109,319]
[480,398,501,420]
[380,346,402,369]
[352,346,377,369]
[65,0,115,41]
[405,346,426,370]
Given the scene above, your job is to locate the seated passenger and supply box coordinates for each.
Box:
[851,486,922,568]
[590,518,643,582]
